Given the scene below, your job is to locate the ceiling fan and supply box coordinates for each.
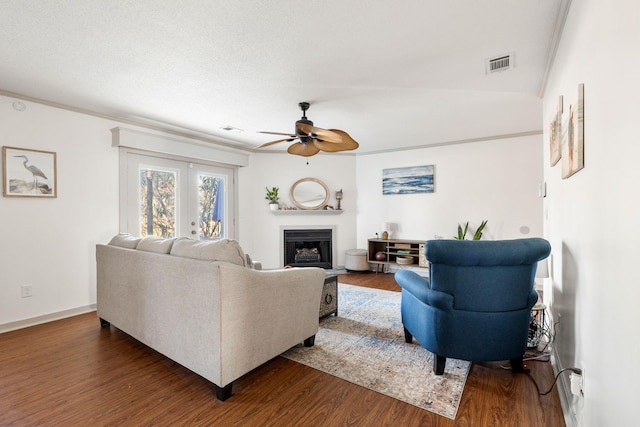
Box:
[258,102,359,157]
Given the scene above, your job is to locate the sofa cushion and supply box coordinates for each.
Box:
[170,238,246,267]
[136,236,175,254]
[108,233,142,249]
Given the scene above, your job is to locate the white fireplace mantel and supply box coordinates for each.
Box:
[272,209,343,215]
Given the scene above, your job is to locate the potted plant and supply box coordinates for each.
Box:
[265,187,280,211]
[455,220,488,240]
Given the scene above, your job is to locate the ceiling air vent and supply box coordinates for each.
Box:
[486,53,514,73]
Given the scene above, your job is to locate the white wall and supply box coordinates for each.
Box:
[355,135,544,247]
[239,152,357,268]
[0,96,120,329]
[542,1,640,425]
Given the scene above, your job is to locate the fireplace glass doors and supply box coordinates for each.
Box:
[283,229,332,269]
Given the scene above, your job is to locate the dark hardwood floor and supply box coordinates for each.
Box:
[0,273,565,426]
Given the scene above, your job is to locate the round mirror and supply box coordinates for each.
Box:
[290,178,330,210]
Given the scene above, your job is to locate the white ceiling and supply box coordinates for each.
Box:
[0,1,567,154]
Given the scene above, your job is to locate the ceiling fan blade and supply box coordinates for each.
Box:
[314,130,359,153]
[257,138,296,148]
[326,129,359,150]
[287,142,320,157]
[258,131,298,137]
[313,140,345,153]
[296,123,343,143]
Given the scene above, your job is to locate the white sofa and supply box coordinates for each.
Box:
[96,234,325,400]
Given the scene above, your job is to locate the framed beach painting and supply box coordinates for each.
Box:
[382,165,434,195]
[2,146,57,197]
[561,84,584,179]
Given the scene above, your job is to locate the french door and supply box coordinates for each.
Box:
[122,152,236,240]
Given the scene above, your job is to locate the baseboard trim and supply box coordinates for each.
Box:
[0,304,97,334]
[550,346,579,427]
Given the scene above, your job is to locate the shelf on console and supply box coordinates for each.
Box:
[368,238,428,269]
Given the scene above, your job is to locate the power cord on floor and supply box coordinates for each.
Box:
[524,352,550,362]
[496,308,577,396]
[498,350,549,369]
[500,351,581,396]
[524,367,583,396]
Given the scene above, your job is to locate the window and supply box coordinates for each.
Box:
[121,150,236,239]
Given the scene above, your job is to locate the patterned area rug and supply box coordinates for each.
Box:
[281,283,470,420]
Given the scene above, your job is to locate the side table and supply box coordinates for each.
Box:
[319,274,338,318]
[528,302,547,348]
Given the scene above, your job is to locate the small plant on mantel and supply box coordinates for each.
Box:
[265,187,280,210]
[455,220,488,240]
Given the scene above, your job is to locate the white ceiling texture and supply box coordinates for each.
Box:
[0,1,569,155]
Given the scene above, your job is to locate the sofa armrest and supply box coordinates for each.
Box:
[214,264,325,383]
[395,270,454,311]
[245,253,262,270]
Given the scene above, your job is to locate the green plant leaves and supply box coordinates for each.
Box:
[456,222,469,240]
[265,186,279,203]
[473,220,488,240]
[455,220,488,240]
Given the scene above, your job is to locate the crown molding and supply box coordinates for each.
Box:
[0,89,254,153]
[356,130,543,156]
[538,0,573,97]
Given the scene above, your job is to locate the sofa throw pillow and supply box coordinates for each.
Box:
[108,233,141,249]
[136,236,175,254]
[170,238,247,267]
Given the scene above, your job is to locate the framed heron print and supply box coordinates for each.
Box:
[3,146,57,198]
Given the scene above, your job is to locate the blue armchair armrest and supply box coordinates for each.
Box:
[395,270,453,311]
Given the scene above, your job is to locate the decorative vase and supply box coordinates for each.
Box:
[375,251,386,261]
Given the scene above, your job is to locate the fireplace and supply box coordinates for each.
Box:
[283,228,333,269]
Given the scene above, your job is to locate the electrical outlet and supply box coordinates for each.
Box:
[570,371,583,396]
[21,284,33,298]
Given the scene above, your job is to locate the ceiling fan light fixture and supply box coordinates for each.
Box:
[295,118,314,142]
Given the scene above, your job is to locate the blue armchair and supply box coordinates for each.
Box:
[394,238,551,375]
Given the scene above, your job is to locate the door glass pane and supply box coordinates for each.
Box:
[140,168,176,238]
[198,174,225,240]
[124,151,235,239]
